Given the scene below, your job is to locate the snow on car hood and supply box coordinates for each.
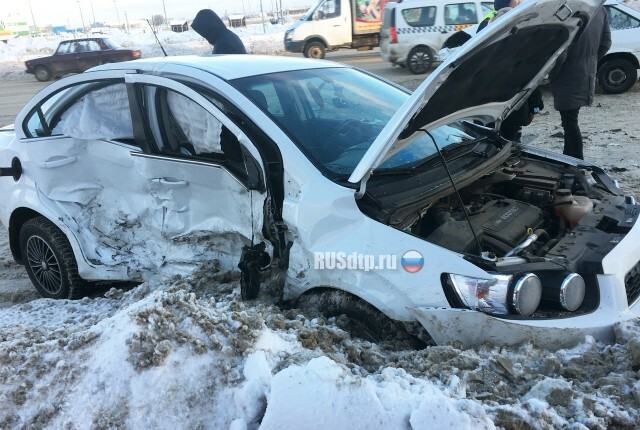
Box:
[348,0,603,184]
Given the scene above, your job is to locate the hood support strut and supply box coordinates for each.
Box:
[355,171,371,200]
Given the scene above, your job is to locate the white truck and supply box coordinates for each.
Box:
[284,0,397,58]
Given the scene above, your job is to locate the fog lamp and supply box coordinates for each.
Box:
[559,273,585,311]
[511,273,542,316]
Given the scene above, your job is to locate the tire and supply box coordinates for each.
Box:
[406,46,434,75]
[296,289,414,343]
[34,66,52,82]
[598,58,638,94]
[304,41,326,59]
[19,217,86,299]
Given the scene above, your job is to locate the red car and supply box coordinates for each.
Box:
[25,37,142,82]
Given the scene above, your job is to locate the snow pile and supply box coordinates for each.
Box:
[0,24,288,80]
[1,256,639,429]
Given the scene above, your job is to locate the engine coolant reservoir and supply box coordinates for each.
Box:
[554,189,593,226]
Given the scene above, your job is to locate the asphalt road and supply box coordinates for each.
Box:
[0,52,429,127]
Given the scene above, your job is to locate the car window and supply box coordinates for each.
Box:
[55,42,72,55]
[24,81,133,141]
[102,38,120,49]
[85,40,101,52]
[151,88,246,170]
[232,68,482,177]
[52,83,134,140]
[24,88,74,137]
[444,3,479,25]
[606,6,640,30]
[481,2,493,15]
[317,0,341,19]
[232,68,406,176]
[402,7,436,27]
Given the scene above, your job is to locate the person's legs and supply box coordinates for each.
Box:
[560,109,583,159]
[500,125,522,142]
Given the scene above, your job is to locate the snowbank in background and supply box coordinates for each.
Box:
[0,24,287,80]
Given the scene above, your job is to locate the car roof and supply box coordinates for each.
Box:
[59,37,111,43]
[92,55,348,81]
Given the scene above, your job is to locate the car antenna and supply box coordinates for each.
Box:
[146,19,168,57]
[421,129,491,260]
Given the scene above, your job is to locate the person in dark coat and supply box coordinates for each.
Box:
[477,0,519,33]
[191,9,247,54]
[549,5,611,160]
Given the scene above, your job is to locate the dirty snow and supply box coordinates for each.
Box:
[1,256,639,429]
[2,10,640,430]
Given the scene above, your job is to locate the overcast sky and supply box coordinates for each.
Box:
[5,0,316,27]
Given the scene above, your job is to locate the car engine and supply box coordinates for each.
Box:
[409,154,639,269]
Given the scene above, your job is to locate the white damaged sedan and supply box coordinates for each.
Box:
[1,0,638,349]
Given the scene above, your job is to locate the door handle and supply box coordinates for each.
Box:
[38,156,77,169]
[152,178,189,187]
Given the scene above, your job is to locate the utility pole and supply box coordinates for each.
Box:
[162,0,169,30]
[89,0,96,26]
[260,0,266,33]
[27,0,38,36]
[113,0,121,30]
[77,0,86,32]
[125,11,129,33]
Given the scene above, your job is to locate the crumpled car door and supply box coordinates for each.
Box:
[124,74,269,273]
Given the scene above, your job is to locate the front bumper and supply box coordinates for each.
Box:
[284,40,304,54]
[412,277,640,350]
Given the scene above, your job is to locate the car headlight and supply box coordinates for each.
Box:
[285,30,294,41]
[447,273,542,316]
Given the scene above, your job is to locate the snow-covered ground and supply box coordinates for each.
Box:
[2,9,640,430]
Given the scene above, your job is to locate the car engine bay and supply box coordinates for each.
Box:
[359,148,640,316]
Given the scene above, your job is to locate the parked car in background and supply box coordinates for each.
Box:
[440,0,640,93]
[2,0,640,349]
[379,0,493,73]
[598,0,640,93]
[24,37,142,82]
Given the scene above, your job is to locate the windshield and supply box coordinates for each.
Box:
[302,0,324,20]
[231,67,482,177]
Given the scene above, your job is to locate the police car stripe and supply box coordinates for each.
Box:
[397,24,473,34]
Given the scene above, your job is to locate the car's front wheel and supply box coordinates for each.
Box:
[304,41,326,59]
[33,66,52,82]
[598,58,638,94]
[19,217,85,299]
[406,46,434,74]
[296,289,416,344]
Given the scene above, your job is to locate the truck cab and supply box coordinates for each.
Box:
[285,0,395,58]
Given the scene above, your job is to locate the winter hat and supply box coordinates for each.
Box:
[494,0,511,10]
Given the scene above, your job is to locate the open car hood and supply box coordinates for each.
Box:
[348,0,603,184]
